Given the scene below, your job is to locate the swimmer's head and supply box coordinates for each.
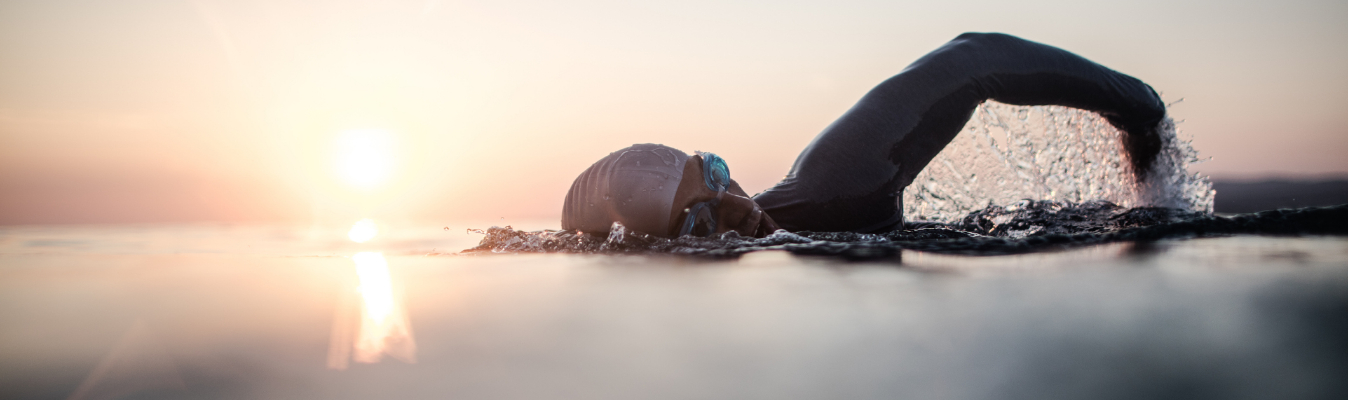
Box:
[562,144,690,237]
[563,144,781,238]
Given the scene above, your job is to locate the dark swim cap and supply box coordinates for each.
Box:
[562,144,690,237]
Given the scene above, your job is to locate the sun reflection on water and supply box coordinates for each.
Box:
[351,251,415,364]
[328,221,416,369]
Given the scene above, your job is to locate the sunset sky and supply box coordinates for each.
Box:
[2,0,1345,225]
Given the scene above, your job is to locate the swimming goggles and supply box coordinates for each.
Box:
[677,152,731,237]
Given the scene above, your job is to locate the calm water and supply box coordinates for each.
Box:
[1,222,1346,399]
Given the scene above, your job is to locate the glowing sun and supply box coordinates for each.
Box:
[334,129,395,189]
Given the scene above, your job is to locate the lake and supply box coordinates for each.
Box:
[1,223,1345,399]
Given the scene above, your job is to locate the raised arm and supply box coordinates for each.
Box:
[883,32,1165,179]
[752,32,1166,233]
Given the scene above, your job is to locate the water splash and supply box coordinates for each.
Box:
[902,101,1214,222]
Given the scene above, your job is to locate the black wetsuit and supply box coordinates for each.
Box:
[751,32,1166,233]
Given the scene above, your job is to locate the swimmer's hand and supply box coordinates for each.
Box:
[1110,117,1163,180]
[728,180,781,238]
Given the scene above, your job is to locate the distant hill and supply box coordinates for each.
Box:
[1212,179,1348,214]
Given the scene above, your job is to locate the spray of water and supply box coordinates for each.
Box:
[902,101,1214,223]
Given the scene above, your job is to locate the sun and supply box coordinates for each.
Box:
[334,129,396,189]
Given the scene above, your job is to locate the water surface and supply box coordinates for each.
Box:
[1,223,1345,399]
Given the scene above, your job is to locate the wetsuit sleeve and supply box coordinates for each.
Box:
[751,32,1166,233]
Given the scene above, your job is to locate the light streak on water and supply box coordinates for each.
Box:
[351,252,416,364]
[328,222,416,370]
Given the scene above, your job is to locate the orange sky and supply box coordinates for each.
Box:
[2,0,1346,225]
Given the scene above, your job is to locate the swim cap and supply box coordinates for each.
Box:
[562,144,690,237]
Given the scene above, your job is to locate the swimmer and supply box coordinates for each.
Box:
[562,32,1166,238]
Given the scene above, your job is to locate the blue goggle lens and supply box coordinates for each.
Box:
[699,152,730,192]
[678,201,718,237]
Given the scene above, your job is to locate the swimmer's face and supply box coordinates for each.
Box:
[667,154,780,238]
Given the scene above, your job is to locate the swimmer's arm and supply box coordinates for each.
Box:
[968,34,1165,177]
[881,32,1167,178]
[964,33,1166,177]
